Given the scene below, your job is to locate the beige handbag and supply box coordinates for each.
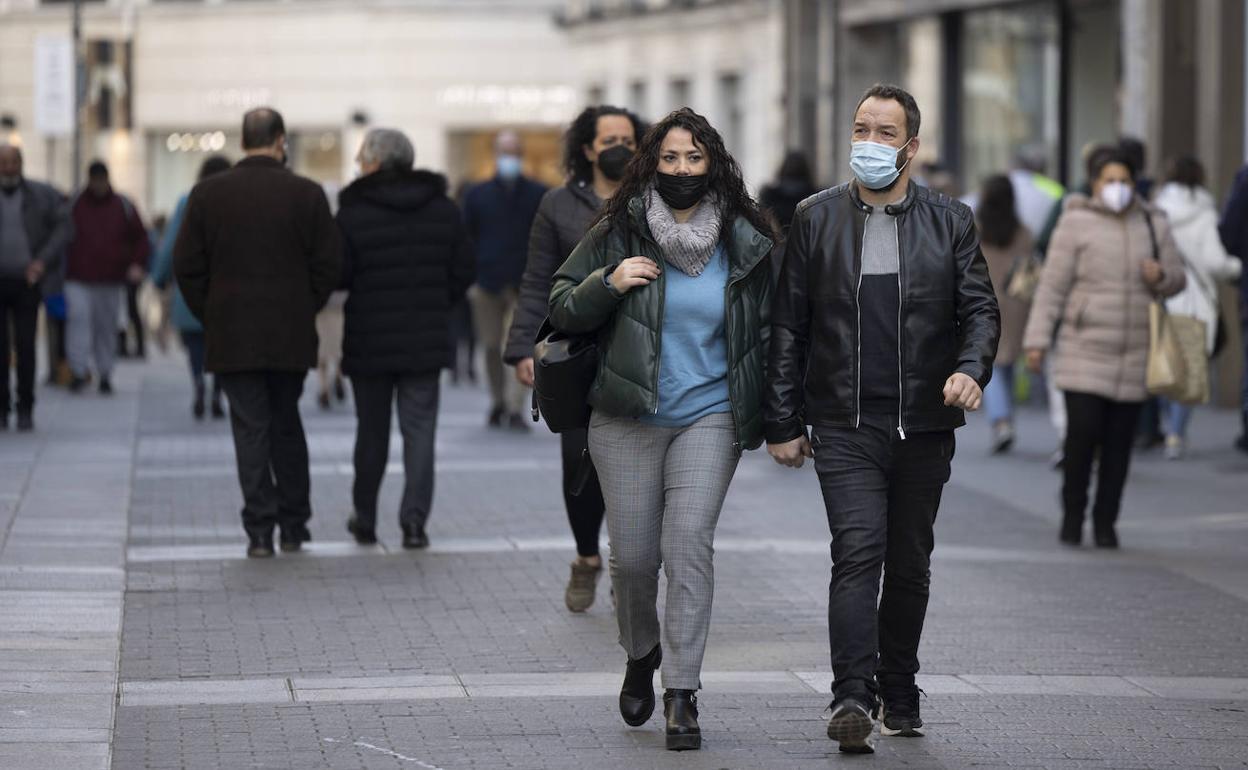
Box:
[1142,213,1208,404]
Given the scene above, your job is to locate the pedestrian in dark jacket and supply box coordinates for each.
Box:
[463,130,546,429]
[504,104,646,614]
[759,150,819,232]
[1220,163,1248,452]
[766,85,999,751]
[175,108,341,558]
[0,143,72,431]
[550,108,774,752]
[337,128,474,550]
[65,161,150,394]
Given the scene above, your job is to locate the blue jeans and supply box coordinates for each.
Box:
[1161,398,1193,440]
[984,364,1015,424]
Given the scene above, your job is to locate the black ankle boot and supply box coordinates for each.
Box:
[1059,515,1083,546]
[1094,525,1119,549]
[663,689,701,751]
[619,645,661,726]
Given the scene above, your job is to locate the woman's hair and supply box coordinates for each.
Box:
[1164,155,1206,189]
[198,155,231,181]
[976,174,1020,249]
[1086,146,1134,185]
[563,105,648,183]
[776,150,814,187]
[596,107,774,240]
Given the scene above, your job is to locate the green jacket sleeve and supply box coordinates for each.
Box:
[548,220,623,334]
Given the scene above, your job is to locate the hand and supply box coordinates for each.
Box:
[943,372,983,411]
[24,260,45,286]
[1025,348,1045,374]
[514,357,535,387]
[608,257,660,294]
[767,436,814,469]
[127,264,146,284]
[1141,260,1164,287]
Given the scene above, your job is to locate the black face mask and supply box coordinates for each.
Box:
[596,145,633,182]
[655,172,709,210]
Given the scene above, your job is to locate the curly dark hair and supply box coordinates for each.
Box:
[563,105,648,184]
[596,107,775,241]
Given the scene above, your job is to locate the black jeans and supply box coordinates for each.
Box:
[812,414,955,700]
[352,373,440,531]
[1062,391,1142,534]
[560,427,605,558]
[218,371,312,539]
[0,278,40,417]
[123,281,145,357]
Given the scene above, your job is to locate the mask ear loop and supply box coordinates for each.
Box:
[894,136,916,176]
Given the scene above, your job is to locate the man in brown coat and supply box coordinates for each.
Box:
[175,108,341,558]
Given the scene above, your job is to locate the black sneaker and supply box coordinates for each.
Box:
[487,405,505,428]
[826,694,876,753]
[98,377,113,395]
[346,515,377,546]
[878,679,925,738]
[402,526,429,550]
[16,412,33,433]
[280,524,311,553]
[68,375,89,394]
[247,534,275,559]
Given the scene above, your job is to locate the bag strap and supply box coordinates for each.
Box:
[1142,210,1160,262]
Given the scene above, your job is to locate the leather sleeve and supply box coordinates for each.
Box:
[764,206,812,444]
[505,191,560,363]
[548,220,622,335]
[951,209,1001,389]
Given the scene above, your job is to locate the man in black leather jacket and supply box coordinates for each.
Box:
[765,84,999,753]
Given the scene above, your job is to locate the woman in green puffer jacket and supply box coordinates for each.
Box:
[548,107,775,752]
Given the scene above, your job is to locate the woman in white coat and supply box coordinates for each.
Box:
[1154,157,1243,459]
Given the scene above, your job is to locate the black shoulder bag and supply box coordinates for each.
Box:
[530,318,599,434]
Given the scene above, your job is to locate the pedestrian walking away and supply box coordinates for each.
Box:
[150,155,231,421]
[1218,158,1248,453]
[504,104,647,613]
[765,84,1000,754]
[337,128,474,551]
[976,174,1036,454]
[550,107,774,752]
[463,130,547,430]
[0,143,73,432]
[1153,157,1242,460]
[65,161,150,396]
[175,107,342,558]
[1024,147,1185,549]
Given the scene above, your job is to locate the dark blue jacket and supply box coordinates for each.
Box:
[1220,166,1248,310]
[462,175,546,292]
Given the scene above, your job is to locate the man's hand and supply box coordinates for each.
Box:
[943,372,983,411]
[767,436,814,468]
[515,357,535,387]
[1025,348,1045,374]
[126,264,146,285]
[24,260,45,286]
[608,257,660,294]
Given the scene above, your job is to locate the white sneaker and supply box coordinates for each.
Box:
[1164,435,1185,461]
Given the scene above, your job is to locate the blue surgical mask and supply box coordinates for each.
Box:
[497,155,523,181]
[849,138,914,191]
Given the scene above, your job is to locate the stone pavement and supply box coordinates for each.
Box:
[2,352,1247,769]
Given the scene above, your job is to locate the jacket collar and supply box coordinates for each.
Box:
[848,179,918,215]
[567,178,600,210]
[237,156,285,170]
[624,195,772,281]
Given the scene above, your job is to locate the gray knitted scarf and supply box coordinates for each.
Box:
[644,188,724,277]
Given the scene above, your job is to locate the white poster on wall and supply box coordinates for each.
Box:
[34,35,75,138]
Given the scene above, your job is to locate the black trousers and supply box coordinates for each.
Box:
[218,371,312,539]
[0,278,40,417]
[352,373,440,531]
[1062,391,1142,534]
[123,281,145,357]
[560,427,606,558]
[812,414,955,700]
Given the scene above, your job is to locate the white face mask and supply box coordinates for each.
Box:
[1100,181,1134,213]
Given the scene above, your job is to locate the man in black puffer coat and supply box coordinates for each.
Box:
[337,128,474,550]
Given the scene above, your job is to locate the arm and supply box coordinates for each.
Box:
[1023,212,1080,355]
[505,194,560,364]
[173,193,209,321]
[548,221,624,334]
[950,209,1001,390]
[33,186,72,274]
[125,198,152,272]
[1220,168,1248,257]
[1197,211,1243,283]
[764,206,813,445]
[307,189,342,311]
[1149,214,1187,298]
[150,197,188,289]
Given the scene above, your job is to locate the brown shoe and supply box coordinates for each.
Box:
[565,560,602,613]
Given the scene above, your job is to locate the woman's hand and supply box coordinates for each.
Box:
[1141,260,1165,288]
[608,257,661,294]
[1025,348,1045,374]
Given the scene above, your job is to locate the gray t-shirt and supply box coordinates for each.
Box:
[0,189,33,278]
[859,202,902,414]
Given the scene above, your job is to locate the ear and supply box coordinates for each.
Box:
[905,136,921,162]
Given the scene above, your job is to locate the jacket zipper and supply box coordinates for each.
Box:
[894,217,906,440]
[855,213,866,429]
[652,262,665,415]
[724,272,742,454]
